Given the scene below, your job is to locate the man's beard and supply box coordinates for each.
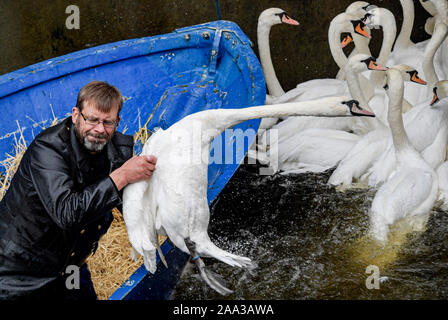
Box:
[83,133,109,152]
[74,121,112,153]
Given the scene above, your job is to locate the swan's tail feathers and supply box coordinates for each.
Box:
[142,248,157,274]
[155,234,168,269]
[130,246,140,262]
[184,237,233,296]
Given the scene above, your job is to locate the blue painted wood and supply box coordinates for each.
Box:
[0,20,266,300]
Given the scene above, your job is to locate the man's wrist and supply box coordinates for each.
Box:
[109,168,127,191]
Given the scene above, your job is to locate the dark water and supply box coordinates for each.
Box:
[170,164,448,300]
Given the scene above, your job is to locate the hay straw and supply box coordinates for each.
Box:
[1,112,165,300]
[0,122,28,201]
[87,209,144,300]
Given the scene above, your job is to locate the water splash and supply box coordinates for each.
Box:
[171,164,448,299]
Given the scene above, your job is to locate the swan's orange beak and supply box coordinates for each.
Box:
[411,73,427,85]
[368,60,388,71]
[341,34,353,48]
[282,15,299,26]
[347,100,376,117]
[353,105,375,117]
[355,22,371,39]
[431,87,439,106]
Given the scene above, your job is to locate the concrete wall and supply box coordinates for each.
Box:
[0,0,431,93]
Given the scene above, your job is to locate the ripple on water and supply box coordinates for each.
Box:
[170,164,448,300]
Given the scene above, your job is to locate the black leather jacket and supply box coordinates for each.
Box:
[0,117,133,299]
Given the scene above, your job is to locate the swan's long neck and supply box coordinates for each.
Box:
[204,99,349,136]
[258,21,285,97]
[386,69,413,153]
[394,0,415,49]
[423,17,448,87]
[352,32,372,55]
[345,66,370,109]
[328,16,350,70]
[371,9,397,87]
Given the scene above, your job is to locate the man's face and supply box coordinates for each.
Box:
[71,100,120,153]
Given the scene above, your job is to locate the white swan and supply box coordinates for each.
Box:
[256,8,299,132]
[122,96,375,295]
[336,1,372,80]
[256,54,386,169]
[328,65,428,187]
[267,13,371,106]
[270,7,395,133]
[366,79,448,187]
[262,54,386,138]
[421,81,448,209]
[257,8,300,100]
[423,16,448,89]
[355,0,447,105]
[421,0,439,17]
[369,66,438,243]
[363,7,397,89]
[271,127,361,174]
[391,0,448,103]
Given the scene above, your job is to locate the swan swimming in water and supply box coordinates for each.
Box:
[417,81,448,209]
[257,8,300,101]
[261,54,387,173]
[250,8,369,161]
[369,65,438,243]
[366,79,448,187]
[328,65,428,187]
[122,96,375,295]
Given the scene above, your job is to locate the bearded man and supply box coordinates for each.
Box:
[0,81,156,300]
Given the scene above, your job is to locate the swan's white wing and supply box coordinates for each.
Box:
[275,128,359,174]
[436,161,448,210]
[366,141,396,187]
[370,167,434,241]
[328,130,388,186]
[123,180,158,273]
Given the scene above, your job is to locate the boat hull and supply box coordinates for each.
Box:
[0,20,266,300]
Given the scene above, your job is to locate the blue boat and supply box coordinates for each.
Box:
[0,20,266,299]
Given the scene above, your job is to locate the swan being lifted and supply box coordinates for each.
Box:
[122,96,375,295]
[369,66,438,243]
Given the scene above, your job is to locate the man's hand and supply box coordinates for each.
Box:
[110,155,157,191]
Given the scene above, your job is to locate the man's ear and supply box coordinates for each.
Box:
[72,107,78,124]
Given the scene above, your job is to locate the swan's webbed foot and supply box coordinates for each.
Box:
[184,237,233,295]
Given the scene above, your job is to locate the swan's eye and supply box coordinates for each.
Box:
[361,57,375,68]
[275,12,283,19]
[362,13,372,23]
[275,12,286,20]
[342,100,358,108]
